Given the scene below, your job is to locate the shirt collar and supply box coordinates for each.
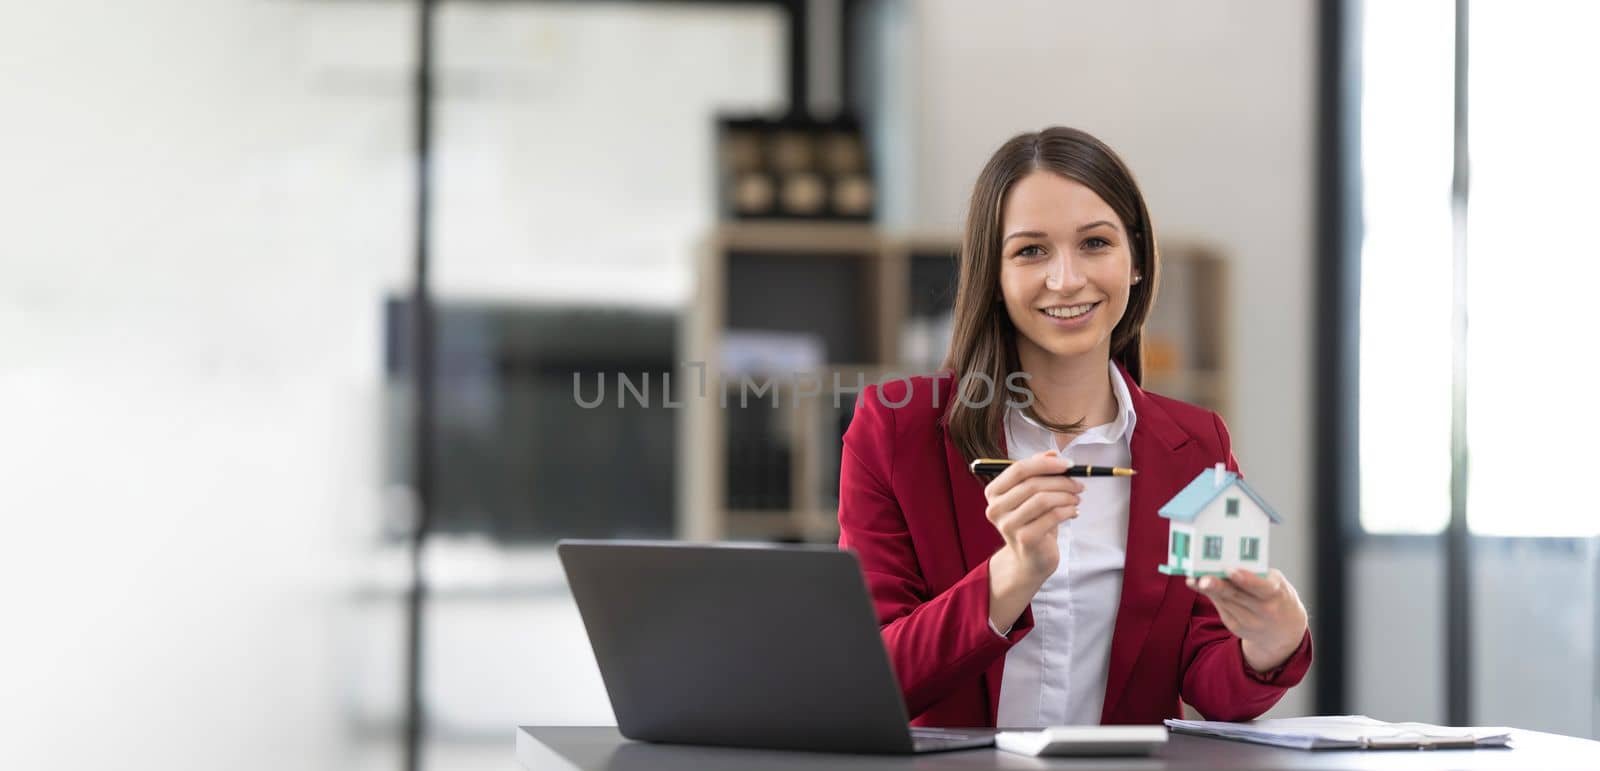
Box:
[1008,359,1139,449]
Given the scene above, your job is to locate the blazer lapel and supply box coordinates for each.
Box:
[1099,369,1205,722]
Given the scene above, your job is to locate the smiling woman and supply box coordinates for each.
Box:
[836,127,1313,729]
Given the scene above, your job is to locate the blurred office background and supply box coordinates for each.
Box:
[3,1,1597,769]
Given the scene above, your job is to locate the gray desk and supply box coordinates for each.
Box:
[517,726,1600,770]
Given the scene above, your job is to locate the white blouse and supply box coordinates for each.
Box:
[993,359,1137,728]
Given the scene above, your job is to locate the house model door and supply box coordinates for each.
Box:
[1170,531,1191,572]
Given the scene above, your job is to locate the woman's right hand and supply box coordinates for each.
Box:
[983,449,1082,632]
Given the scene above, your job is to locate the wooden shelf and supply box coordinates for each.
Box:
[681,223,1233,543]
[711,220,882,253]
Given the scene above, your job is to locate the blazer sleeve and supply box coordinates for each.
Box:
[836,385,1033,718]
[1178,411,1314,722]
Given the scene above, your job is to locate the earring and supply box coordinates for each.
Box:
[1132,274,1143,285]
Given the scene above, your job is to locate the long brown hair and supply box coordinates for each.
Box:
[940,127,1160,463]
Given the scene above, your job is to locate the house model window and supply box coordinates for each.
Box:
[1156,462,1281,578]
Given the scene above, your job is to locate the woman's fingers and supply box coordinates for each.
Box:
[1216,590,1265,625]
[1192,574,1254,604]
[1013,502,1069,545]
[1210,596,1249,633]
[985,474,1081,524]
[984,453,1082,509]
[993,490,1079,536]
[1225,568,1283,600]
[984,450,1070,498]
[1189,575,1265,621]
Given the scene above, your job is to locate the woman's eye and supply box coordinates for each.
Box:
[1017,244,1046,257]
[1083,237,1111,251]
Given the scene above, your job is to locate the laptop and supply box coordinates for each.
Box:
[556,539,995,754]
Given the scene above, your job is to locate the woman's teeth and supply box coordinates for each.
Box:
[1042,303,1096,319]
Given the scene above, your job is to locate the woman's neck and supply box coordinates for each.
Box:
[1016,347,1119,430]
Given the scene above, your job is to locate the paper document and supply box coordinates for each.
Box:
[1163,715,1513,750]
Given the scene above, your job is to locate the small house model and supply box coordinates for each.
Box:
[1157,463,1280,577]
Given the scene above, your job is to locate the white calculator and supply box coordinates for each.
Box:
[994,725,1170,757]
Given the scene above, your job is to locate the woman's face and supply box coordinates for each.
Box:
[997,170,1136,370]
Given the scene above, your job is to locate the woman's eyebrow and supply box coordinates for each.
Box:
[1077,219,1118,233]
[1002,229,1048,243]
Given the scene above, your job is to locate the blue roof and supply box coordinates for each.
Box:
[1158,467,1282,523]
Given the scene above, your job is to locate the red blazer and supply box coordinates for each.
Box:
[837,364,1312,727]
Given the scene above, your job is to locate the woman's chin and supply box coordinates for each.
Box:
[1020,329,1108,363]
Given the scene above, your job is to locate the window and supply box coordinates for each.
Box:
[1357,1,1455,535]
[1170,530,1190,556]
[1240,537,1260,561]
[1357,0,1600,538]
[1203,536,1223,560]
[1225,498,1239,517]
[1462,2,1600,537]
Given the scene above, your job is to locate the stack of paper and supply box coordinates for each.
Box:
[1163,715,1513,750]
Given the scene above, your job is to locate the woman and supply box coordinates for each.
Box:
[837,127,1311,728]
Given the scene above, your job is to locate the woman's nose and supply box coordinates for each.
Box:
[1045,253,1084,291]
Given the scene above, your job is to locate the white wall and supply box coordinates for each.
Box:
[889,0,1318,716]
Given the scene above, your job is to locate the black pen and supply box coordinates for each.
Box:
[968,457,1138,481]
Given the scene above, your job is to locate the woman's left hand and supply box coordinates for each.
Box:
[1187,568,1308,674]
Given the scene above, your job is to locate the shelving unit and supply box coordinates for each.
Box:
[1140,245,1232,416]
[680,222,1231,544]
